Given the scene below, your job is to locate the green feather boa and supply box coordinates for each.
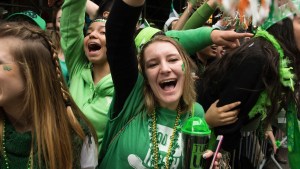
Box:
[248,28,295,119]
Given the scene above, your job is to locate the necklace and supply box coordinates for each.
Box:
[2,120,32,169]
[149,108,181,169]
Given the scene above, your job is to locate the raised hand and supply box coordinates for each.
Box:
[210,29,253,48]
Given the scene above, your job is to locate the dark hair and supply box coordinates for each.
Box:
[202,17,300,126]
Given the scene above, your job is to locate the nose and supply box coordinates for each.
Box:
[89,30,98,39]
[159,61,171,74]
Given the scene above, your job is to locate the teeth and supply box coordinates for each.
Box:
[160,79,175,83]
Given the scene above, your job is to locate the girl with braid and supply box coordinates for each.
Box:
[0,22,98,169]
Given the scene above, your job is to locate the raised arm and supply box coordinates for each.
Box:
[106,0,144,115]
[86,0,99,20]
[183,0,218,30]
[60,0,87,76]
[123,0,144,6]
[171,1,194,30]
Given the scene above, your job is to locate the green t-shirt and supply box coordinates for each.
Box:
[99,74,205,168]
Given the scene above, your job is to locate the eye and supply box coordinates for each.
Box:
[146,61,158,68]
[169,57,179,63]
[85,32,91,36]
[99,31,106,35]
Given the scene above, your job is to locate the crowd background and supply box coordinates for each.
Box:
[0,0,299,169]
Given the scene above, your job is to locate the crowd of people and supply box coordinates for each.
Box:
[0,0,299,168]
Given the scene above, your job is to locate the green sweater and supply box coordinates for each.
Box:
[60,0,114,150]
[0,121,33,169]
[0,119,85,169]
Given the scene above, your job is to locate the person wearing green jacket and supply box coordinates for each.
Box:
[60,0,114,151]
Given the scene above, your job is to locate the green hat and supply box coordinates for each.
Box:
[261,0,300,30]
[6,10,46,30]
[134,27,161,52]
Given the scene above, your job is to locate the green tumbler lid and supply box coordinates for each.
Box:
[182,117,211,136]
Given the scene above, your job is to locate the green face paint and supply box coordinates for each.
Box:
[181,63,185,72]
[3,65,12,71]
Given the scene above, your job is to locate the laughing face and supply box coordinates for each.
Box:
[143,41,185,110]
[83,21,107,65]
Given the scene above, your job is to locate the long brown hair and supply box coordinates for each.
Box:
[0,22,96,169]
[138,35,197,114]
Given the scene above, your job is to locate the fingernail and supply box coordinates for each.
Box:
[202,154,206,159]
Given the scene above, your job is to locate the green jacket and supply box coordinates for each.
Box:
[60,0,114,150]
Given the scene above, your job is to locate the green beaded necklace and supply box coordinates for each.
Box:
[149,108,181,169]
[2,120,32,169]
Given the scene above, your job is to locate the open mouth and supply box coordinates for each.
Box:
[159,79,177,91]
[88,42,101,52]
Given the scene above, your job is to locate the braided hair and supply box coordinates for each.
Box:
[0,22,96,169]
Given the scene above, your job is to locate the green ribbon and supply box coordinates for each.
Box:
[286,102,298,152]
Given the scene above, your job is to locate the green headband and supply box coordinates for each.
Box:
[255,27,295,91]
[92,19,107,23]
[6,10,46,30]
[261,0,300,30]
[134,27,161,52]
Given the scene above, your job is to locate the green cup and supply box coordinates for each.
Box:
[182,116,211,169]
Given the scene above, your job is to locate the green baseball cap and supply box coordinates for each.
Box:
[134,27,162,52]
[6,10,46,30]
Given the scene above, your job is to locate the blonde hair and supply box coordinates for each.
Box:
[0,22,96,169]
[138,35,197,114]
